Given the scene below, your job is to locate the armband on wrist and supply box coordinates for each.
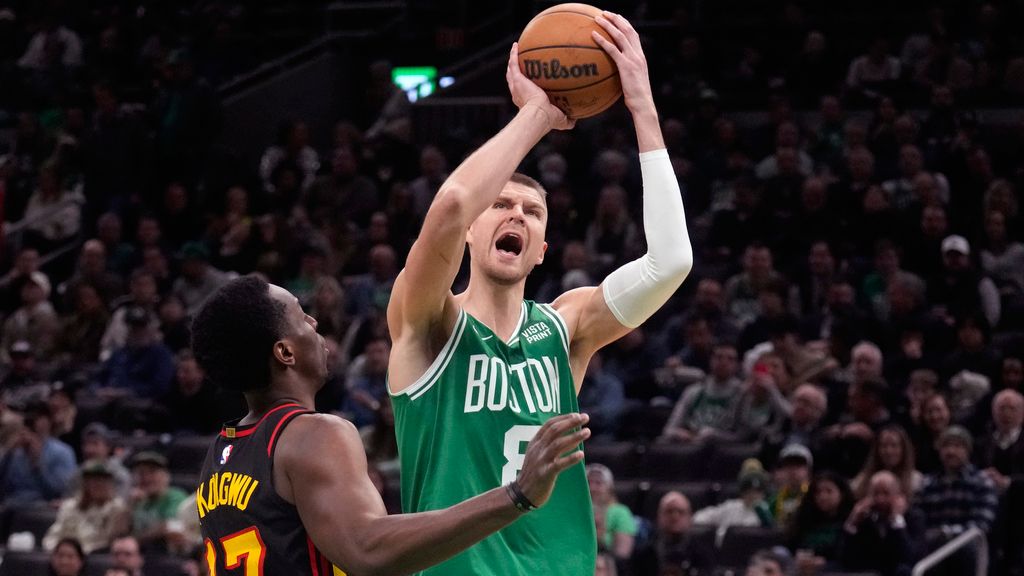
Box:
[505,481,537,513]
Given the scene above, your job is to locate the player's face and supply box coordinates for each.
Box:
[467,183,548,285]
[269,285,330,385]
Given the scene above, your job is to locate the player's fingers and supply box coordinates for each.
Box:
[533,413,575,444]
[590,31,623,63]
[604,11,641,49]
[552,449,586,472]
[547,413,589,438]
[594,14,629,51]
[548,428,590,457]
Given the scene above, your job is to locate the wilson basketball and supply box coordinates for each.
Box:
[517,3,622,119]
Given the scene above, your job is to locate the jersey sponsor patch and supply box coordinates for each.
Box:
[520,321,552,343]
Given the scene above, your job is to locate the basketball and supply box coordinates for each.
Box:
[517,3,622,119]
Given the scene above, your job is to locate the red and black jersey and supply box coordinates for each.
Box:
[197,402,341,576]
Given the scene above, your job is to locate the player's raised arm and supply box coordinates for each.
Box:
[279,412,589,576]
[555,12,694,370]
[388,44,573,339]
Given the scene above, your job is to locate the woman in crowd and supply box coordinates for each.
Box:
[912,393,952,475]
[587,463,638,563]
[48,538,86,576]
[788,471,856,566]
[851,424,923,499]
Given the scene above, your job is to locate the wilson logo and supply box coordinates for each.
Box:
[523,58,598,80]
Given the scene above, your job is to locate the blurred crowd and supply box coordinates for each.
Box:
[0,1,1023,576]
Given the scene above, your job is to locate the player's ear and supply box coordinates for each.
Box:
[536,241,548,265]
[272,339,297,367]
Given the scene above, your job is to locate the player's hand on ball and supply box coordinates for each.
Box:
[506,42,575,131]
[591,11,654,113]
[516,413,590,508]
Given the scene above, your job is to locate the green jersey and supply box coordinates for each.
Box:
[391,301,596,575]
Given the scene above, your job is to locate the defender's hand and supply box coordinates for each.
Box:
[516,413,590,507]
[506,42,575,131]
[591,12,654,114]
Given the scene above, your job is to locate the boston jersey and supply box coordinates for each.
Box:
[391,301,596,575]
[197,402,344,576]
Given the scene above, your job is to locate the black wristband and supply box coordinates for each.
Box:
[505,481,537,512]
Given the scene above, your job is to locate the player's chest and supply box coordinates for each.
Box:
[454,334,569,418]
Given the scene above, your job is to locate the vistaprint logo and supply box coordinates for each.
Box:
[523,58,599,80]
[521,321,552,344]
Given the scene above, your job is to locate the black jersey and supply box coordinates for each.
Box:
[197,402,342,576]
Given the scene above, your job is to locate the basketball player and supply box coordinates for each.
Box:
[191,276,591,575]
[387,12,693,575]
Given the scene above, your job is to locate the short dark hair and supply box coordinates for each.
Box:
[508,173,547,202]
[191,275,286,392]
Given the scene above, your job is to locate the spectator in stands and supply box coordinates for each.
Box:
[22,163,84,252]
[1,271,59,361]
[930,235,1000,328]
[839,471,922,576]
[766,315,836,389]
[157,294,191,354]
[0,340,50,409]
[306,145,379,230]
[409,145,449,219]
[738,280,791,356]
[851,424,923,500]
[587,464,636,562]
[260,119,319,196]
[308,276,351,342]
[845,37,901,94]
[535,241,594,305]
[345,244,398,318]
[977,389,1024,491]
[171,242,232,317]
[632,491,714,576]
[662,344,741,443]
[95,214,135,277]
[883,145,949,211]
[694,459,772,529]
[664,315,715,373]
[725,244,786,328]
[767,444,813,527]
[980,210,1024,301]
[0,403,77,507]
[109,535,145,576]
[897,369,939,432]
[584,184,642,277]
[101,270,161,362]
[79,423,131,495]
[917,426,998,575]
[787,471,855,566]
[914,393,952,474]
[821,376,891,477]
[942,314,1000,384]
[342,337,391,428]
[102,305,175,399]
[57,282,109,365]
[672,278,741,346]
[745,548,789,576]
[159,351,219,435]
[734,355,792,444]
[775,384,828,456]
[578,354,625,440]
[0,247,41,314]
[285,243,328,308]
[48,537,87,576]
[60,240,124,308]
[129,451,187,553]
[43,459,131,553]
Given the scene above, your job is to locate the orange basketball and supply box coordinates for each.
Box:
[517,3,622,119]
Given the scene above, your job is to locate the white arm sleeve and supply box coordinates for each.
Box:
[601,148,693,328]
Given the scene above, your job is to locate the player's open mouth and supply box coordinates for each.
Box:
[495,232,523,256]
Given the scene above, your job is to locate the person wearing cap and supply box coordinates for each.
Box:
[129,450,188,553]
[694,459,773,529]
[0,339,50,409]
[101,305,175,399]
[0,269,59,362]
[766,444,813,527]
[79,423,132,496]
[100,269,161,363]
[631,491,714,576]
[930,234,1000,328]
[43,459,131,553]
[586,464,637,562]
[916,426,998,564]
[171,241,233,317]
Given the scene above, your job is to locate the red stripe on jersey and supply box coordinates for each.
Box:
[220,402,302,438]
[266,408,309,457]
[307,536,320,576]
[320,551,330,576]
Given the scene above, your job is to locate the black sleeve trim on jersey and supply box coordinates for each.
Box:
[221,402,304,439]
[267,408,312,458]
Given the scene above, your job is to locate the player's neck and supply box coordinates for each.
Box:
[242,383,313,424]
[461,276,525,341]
